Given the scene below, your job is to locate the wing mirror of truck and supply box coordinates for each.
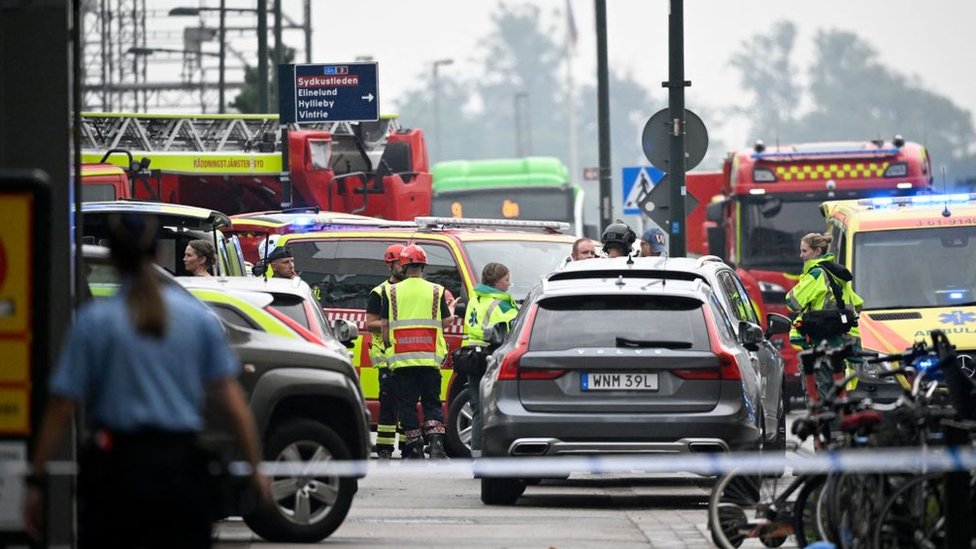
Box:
[705,200,725,223]
[453,297,467,318]
[333,318,360,348]
[738,321,763,352]
[765,313,792,338]
[486,322,509,347]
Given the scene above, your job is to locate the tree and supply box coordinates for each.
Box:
[729,24,976,186]
[230,46,296,114]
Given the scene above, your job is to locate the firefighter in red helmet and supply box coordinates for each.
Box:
[366,243,406,459]
[380,244,455,459]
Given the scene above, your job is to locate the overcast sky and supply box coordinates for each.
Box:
[307,0,976,148]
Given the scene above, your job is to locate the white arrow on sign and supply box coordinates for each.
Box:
[361,93,375,102]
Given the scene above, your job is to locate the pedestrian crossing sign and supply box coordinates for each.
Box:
[622,166,665,215]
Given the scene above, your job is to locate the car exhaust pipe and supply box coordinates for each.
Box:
[510,441,550,456]
[688,442,727,454]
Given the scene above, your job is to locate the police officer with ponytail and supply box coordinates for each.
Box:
[27,213,269,547]
[457,263,518,458]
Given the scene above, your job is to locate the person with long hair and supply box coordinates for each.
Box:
[26,213,269,548]
[459,262,518,458]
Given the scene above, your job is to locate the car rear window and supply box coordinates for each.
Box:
[528,295,710,351]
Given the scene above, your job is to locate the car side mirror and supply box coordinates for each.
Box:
[738,320,762,352]
[486,322,509,347]
[333,318,359,348]
[765,313,792,338]
[705,200,725,223]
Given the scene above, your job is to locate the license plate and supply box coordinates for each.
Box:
[581,372,659,391]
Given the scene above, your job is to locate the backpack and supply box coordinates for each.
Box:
[796,270,857,341]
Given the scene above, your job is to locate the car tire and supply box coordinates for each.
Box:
[446,388,472,458]
[244,419,356,543]
[480,477,526,505]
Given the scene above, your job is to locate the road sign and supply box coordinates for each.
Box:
[278,62,379,123]
[621,166,665,215]
[638,174,701,231]
[582,166,600,181]
[641,108,709,171]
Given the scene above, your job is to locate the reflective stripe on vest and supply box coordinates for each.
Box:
[388,278,446,369]
[368,280,393,368]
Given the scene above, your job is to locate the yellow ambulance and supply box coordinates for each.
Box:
[820,194,976,401]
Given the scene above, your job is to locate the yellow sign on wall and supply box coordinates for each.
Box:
[0,341,28,383]
[0,194,31,335]
[0,389,29,435]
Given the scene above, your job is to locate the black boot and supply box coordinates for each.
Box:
[428,433,448,459]
[376,447,393,460]
[402,438,426,460]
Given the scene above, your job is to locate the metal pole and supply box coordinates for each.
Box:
[257,0,269,112]
[303,0,311,62]
[218,0,226,113]
[514,92,524,157]
[434,64,443,161]
[667,0,687,257]
[595,0,612,231]
[273,0,282,112]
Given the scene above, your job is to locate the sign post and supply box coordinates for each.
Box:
[278,62,379,124]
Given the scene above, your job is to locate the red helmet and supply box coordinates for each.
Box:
[384,244,405,263]
[399,244,428,266]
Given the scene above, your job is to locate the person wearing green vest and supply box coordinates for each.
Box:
[380,244,455,459]
[366,243,406,460]
[460,263,518,458]
[786,232,864,401]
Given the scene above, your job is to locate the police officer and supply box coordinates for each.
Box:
[366,244,405,459]
[266,246,297,279]
[459,263,518,458]
[381,244,455,459]
[601,220,637,258]
[786,232,863,400]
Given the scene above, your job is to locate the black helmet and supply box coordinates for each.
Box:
[601,220,636,253]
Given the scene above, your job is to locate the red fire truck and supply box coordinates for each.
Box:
[686,137,933,398]
[80,112,432,221]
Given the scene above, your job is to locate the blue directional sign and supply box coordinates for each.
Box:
[278,62,379,123]
[621,166,665,215]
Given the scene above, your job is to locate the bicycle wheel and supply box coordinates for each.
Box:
[872,474,946,549]
[708,469,797,549]
[793,475,826,548]
[827,473,887,549]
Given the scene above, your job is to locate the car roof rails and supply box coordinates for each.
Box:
[414,216,570,233]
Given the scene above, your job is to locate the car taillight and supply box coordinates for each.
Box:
[672,353,739,380]
[496,305,566,381]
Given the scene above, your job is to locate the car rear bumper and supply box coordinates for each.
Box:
[481,397,760,458]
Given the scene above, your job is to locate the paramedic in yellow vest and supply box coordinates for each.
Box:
[461,263,518,458]
[381,244,455,459]
[786,232,863,400]
[366,244,406,459]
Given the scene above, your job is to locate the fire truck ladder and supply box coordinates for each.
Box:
[81,112,401,153]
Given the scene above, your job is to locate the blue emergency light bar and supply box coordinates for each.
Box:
[860,193,976,208]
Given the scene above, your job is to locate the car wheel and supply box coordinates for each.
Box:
[244,419,356,543]
[446,388,472,458]
[480,477,526,505]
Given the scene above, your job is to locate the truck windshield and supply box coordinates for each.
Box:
[463,240,572,302]
[739,197,824,273]
[854,226,976,309]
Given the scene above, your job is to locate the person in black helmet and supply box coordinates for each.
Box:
[600,220,637,258]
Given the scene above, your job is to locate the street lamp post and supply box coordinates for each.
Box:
[431,58,453,162]
[218,0,226,112]
[514,91,530,157]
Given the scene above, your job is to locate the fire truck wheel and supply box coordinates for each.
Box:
[244,420,356,543]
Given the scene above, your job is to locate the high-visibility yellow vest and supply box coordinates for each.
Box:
[387,277,447,370]
[368,280,393,369]
[461,287,518,347]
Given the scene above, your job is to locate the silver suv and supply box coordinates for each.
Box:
[479,256,790,504]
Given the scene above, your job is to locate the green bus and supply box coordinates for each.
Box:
[431,157,587,237]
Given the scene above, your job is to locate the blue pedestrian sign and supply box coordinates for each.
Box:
[278,62,379,123]
[621,166,665,215]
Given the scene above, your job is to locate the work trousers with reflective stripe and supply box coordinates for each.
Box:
[393,366,444,439]
[376,368,400,450]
